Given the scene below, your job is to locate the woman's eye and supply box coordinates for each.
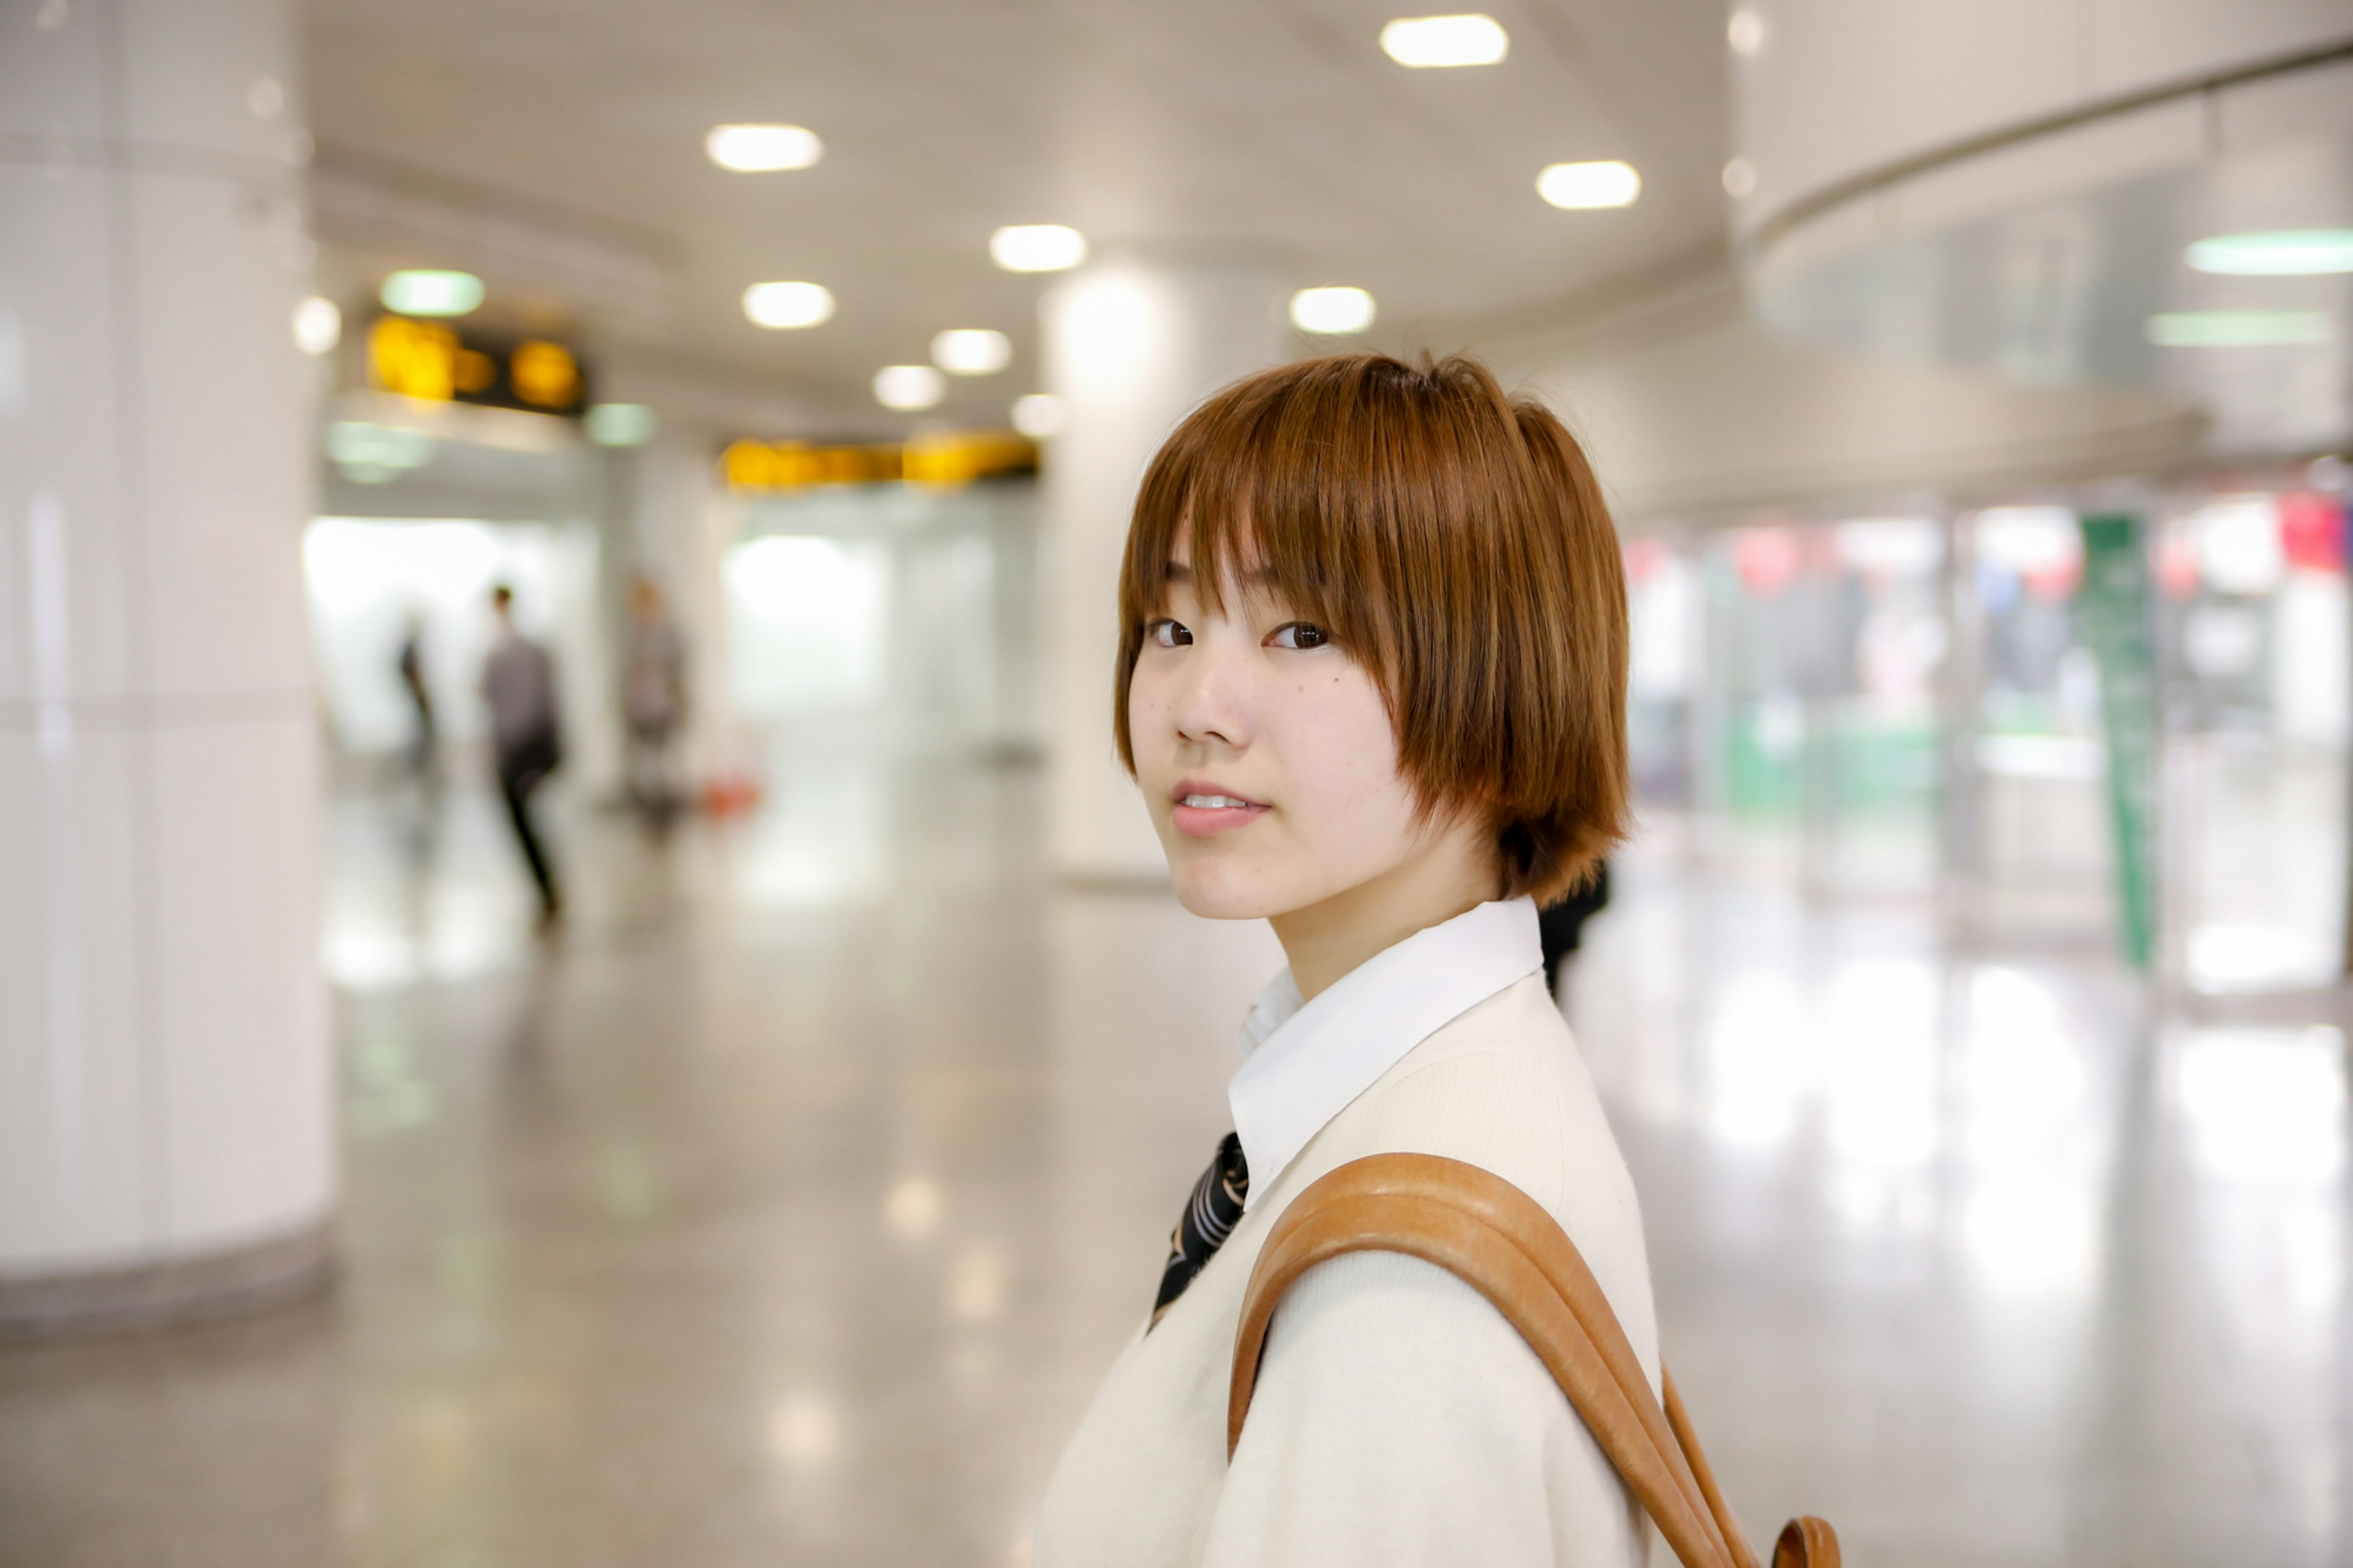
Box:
[1148,618,1192,648]
[1268,622,1329,650]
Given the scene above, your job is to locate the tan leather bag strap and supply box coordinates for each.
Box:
[1229,1153,1837,1568]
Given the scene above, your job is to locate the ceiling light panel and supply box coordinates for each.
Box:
[380,270,483,317]
[932,329,1012,375]
[2186,230,2353,276]
[2144,310,2331,347]
[743,281,835,328]
[707,123,824,172]
[990,225,1088,273]
[1537,161,1641,209]
[875,364,946,411]
[1380,14,1508,67]
[585,403,658,447]
[1290,287,1376,335]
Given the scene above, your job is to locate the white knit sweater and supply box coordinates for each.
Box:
[1035,964,1661,1567]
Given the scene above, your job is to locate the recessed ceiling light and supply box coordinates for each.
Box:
[1010,393,1066,439]
[380,270,483,317]
[743,281,835,328]
[932,328,1013,375]
[875,364,946,411]
[990,225,1088,273]
[2145,310,2330,347]
[1721,158,1757,199]
[585,403,658,447]
[292,295,341,355]
[1379,14,1508,67]
[706,123,824,172]
[1727,7,1764,54]
[2186,229,2353,276]
[1537,161,1641,210]
[1290,286,1376,335]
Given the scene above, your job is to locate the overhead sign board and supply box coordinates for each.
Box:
[722,430,1037,491]
[367,315,589,417]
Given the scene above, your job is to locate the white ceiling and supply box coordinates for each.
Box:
[304,0,1734,433]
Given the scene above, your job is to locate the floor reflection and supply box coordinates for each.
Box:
[1571,846,2351,1566]
[1,758,2347,1567]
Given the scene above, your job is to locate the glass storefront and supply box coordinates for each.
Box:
[1626,474,2352,994]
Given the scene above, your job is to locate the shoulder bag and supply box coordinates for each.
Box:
[1229,1153,1839,1568]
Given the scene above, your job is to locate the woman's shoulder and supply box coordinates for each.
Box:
[1289,972,1658,1357]
[1340,975,1619,1189]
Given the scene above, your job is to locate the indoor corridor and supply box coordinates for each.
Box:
[3,754,2342,1568]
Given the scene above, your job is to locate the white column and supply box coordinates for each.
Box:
[1040,257,1287,881]
[0,0,330,1330]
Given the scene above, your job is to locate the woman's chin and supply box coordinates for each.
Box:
[1168,862,1292,922]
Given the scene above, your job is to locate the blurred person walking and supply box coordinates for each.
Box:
[395,612,437,779]
[620,575,689,830]
[482,584,564,926]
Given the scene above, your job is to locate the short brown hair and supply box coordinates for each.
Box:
[1113,352,1629,904]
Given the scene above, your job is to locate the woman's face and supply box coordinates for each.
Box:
[1127,526,1453,920]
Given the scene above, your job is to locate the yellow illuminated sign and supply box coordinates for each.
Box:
[370,316,459,401]
[366,317,586,414]
[510,340,580,409]
[722,430,1037,491]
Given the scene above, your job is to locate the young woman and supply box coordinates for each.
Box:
[1034,352,1654,1567]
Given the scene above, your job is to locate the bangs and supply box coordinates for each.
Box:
[1120,355,1457,699]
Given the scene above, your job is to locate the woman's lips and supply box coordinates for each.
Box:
[1169,786,1270,838]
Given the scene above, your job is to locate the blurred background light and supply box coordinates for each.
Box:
[1974,506,2080,572]
[704,123,824,172]
[884,1177,944,1241]
[1010,392,1066,438]
[1289,286,1376,335]
[2186,229,2353,276]
[767,1394,841,1466]
[1378,13,1508,67]
[293,294,341,355]
[2145,310,2331,347]
[585,403,657,447]
[1538,160,1642,210]
[874,363,945,411]
[931,328,1012,375]
[1722,157,1757,198]
[379,270,483,317]
[1727,6,1764,54]
[989,224,1087,273]
[325,421,434,485]
[743,281,835,329]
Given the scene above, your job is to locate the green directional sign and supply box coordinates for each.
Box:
[2075,513,2160,969]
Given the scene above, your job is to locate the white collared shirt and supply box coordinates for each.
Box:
[1228,895,1544,1208]
[1034,886,1658,1568]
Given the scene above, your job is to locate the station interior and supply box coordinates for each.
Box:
[7,3,2353,1566]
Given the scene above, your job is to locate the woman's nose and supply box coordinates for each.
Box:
[1172,645,1249,749]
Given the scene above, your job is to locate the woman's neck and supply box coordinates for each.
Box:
[1269,824,1498,1002]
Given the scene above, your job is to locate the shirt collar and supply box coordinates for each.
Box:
[1227,896,1544,1209]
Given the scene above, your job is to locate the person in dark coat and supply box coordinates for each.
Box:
[480,585,564,925]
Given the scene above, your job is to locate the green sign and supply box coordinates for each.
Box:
[2076,513,2159,969]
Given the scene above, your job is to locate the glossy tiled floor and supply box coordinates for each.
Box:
[3,754,2347,1567]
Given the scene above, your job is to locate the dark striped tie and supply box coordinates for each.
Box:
[1150,1131,1250,1328]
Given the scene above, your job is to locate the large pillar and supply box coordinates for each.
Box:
[1040,257,1287,881]
[0,0,330,1332]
